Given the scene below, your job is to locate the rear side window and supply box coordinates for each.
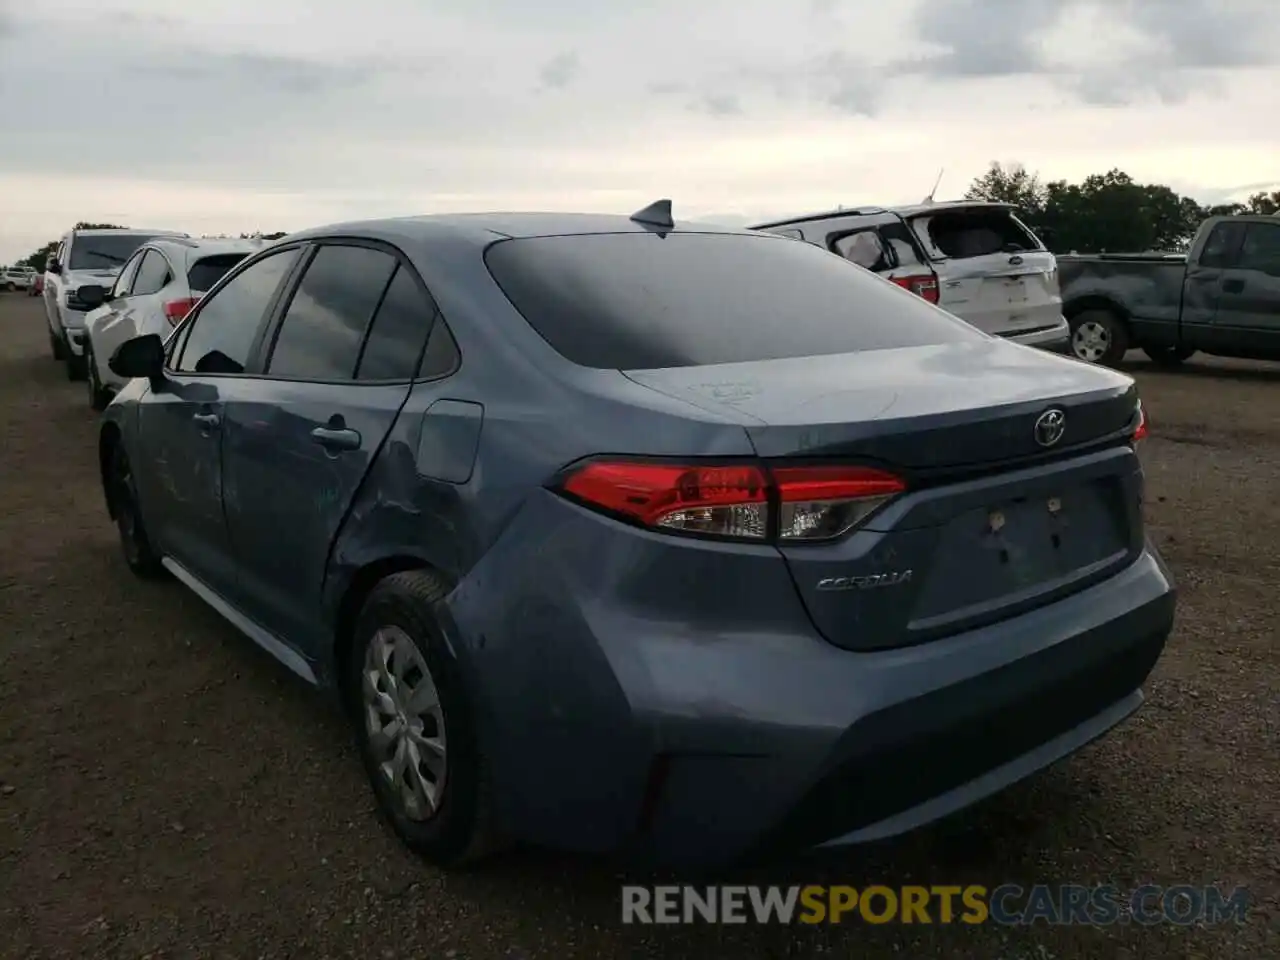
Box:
[188,253,250,293]
[266,244,397,380]
[131,249,172,297]
[916,210,1040,259]
[354,265,434,381]
[484,232,979,370]
[1199,221,1246,268]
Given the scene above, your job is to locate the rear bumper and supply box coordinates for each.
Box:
[446,494,1176,867]
[1005,316,1071,351]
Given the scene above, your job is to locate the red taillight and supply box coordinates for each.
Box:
[556,460,905,542]
[1133,402,1148,442]
[892,273,940,304]
[163,298,198,325]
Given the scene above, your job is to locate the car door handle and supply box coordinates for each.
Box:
[1223,278,1245,293]
[310,426,361,451]
[192,412,220,429]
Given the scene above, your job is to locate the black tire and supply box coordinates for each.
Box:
[50,331,66,361]
[66,350,87,381]
[346,570,501,867]
[4,283,15,293]
[1067,309,1129,366]
[1143,345,1196,367]
[86,346,111,411]
[109,443,164,578]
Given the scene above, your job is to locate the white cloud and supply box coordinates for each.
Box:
[1,0,1278,261]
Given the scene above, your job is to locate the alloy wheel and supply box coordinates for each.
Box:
[1071,320,1110,363]
[362,626,448,821]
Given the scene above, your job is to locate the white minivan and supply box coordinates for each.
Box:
[751,201,1069,351]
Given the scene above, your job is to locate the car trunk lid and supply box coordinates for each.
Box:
[624,340,1144,650]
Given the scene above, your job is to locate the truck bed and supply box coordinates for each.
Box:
[1058,255,1187,327]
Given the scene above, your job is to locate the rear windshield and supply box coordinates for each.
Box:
[188,253,250,293]
[68,234,155,270]
[484,232,979,370]
[916,209,1041,260]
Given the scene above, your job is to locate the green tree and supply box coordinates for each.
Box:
[964,162,1047,220]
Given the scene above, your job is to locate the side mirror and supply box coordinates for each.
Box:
[109,333,166,381]
[47,261,62,275]
[76,284,108,310]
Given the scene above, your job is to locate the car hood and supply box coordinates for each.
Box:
[65,268,121,288]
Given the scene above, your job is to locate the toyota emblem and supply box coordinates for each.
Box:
[1034,408,1066,447]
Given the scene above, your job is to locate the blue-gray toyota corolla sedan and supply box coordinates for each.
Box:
[93,205,1176,869]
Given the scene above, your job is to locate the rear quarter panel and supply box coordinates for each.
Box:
[1058,256,1189,347]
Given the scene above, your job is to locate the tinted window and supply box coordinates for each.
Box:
[417,316,460,379]
[919,210,1039,259]
[266,244,396,380]
[68,234,154,270]
[188,253,250,293]
[355,265,434,380]
[880,221,926,268]
[1237,222,1280,277]
[175,248,299,375]
[132,249,172,296]
[1200,222,1246,268]
[485,232,978,370]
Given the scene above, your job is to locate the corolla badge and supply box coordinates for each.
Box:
[816,570,913,591]
[1033,408,1066,448]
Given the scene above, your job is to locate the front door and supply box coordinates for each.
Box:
[1211,219,1280,356]
[133,245,304,601]
[221,243,429,656]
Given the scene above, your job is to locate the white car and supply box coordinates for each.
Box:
[80,236,265,408]
[751,201,1069,351]
[2,266,35,291]
[43,227,188,380]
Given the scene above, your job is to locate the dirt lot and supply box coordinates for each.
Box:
[0,292,1276,959]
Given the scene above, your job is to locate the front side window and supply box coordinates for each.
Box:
[1237,222,1280,277]
[174,248,300,375]
[265,244,398,381]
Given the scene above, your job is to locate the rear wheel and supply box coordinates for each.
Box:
[1068,309,1129,366]
[110,444,164,578]
[1143,345,1196,366]
[4,282,15,292]
[346,570,501,867]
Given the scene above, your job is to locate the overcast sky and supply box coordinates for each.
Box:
[2,0,1278,262]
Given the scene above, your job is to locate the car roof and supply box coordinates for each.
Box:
[145,236,268,258]
[280,211,753,249]
[750,200,1019,231]
[70,228,189,238]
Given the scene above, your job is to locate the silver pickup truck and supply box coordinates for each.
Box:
[1059,215,1280,366]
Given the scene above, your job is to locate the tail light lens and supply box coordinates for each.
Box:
[891,273,940,304]
[163,298,198,325]
[1132,401,1148,442]
[556,460,906,543]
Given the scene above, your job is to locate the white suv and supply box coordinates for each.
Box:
[79,236,265,408]
[751,201,1069,351]
[2,265,35,291]
[43,227,187,380]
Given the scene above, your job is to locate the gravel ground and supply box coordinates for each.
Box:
[0,292,1277,959]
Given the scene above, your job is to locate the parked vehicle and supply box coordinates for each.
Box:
[751,201,1070,351]
[2,265,35,291]
[43,227,187,380]
[78,236,264,409]
[98,205,1174,869]
[29,272,45,297]
[1059,215,1280,366]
